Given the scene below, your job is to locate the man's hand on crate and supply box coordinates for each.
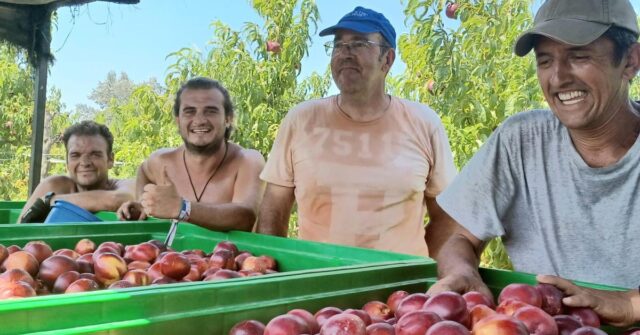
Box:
[537,274,640,328]
[427,270,494,304]
[116,201,146,221]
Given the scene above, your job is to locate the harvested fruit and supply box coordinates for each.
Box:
[0,238,280,299]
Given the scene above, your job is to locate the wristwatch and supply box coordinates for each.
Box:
[43,191,56,207]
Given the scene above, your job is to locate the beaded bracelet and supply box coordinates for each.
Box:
[177,198,191,222]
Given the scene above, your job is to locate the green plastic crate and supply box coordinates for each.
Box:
[0,209,21,224]
[422,267,630,335]
[0,201,25,223]
[0,221,628,334]
[0,210,155,224]
[92,211,163,223]
[0,201,25,210]
[0,209,163,224]
[488,269,631,334]
[0,261,435,334]
[3,261,627,335]
[0,222,425,269]
[0,222,432,334]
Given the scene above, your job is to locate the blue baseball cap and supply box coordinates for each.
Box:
[319,6,396,49]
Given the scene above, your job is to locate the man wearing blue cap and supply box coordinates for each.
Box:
[428,0,640,326]
[258,7,456,257]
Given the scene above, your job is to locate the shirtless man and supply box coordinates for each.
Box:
[117,77,265,232]
[20,121,135,223]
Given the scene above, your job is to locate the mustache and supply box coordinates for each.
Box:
[337,61,360,69]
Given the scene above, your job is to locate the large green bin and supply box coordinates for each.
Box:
[0,201,24,223]
[0,201,163,224]
[0,222,425,268]
[1,261,434,334]
[0,208,22,224]
[0,222,432,334]
[0,221,629,334]
[0,210,156,224]
[208,267,626,335]
[0,201,25,209]
[2,262,627,334]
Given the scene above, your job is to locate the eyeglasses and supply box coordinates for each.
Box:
[324,40,388,56]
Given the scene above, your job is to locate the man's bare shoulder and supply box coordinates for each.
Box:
[111,178,135,191]
[140,147,184,183]
[144,147,183,169]
[38,175,77,194]
[231,143,265,166]
[147,147,182,162]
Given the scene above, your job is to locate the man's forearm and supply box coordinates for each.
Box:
[257,203,290,237]
[256,184,295,237]
[630,288,640,323]
[54,191,133,212]
[186,202,256,232]
[436,234,483,279]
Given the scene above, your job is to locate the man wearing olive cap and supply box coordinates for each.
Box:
[258,7,456,257]
[428,0,640,326]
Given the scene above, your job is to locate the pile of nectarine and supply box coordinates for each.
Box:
[0,239,278,299]
[229,282,638,334]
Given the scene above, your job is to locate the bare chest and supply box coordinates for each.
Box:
[172,168,236,204]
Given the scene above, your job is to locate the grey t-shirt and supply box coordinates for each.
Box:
[437,109,640,288]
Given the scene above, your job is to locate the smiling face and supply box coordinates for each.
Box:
[330,30,393,95]
[66,135,113,191]
[534,36,634,131]
[176,88,230,155]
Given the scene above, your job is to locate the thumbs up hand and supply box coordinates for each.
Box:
[141,166,182,219]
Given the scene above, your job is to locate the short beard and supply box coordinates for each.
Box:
[74,177,109,192]
[183,136,225,156]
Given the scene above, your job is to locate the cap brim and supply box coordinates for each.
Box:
[514,18,611,56]
[319,21,379,37]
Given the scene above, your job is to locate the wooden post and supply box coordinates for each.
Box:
[28,54,48,195]
[27,6,51,196]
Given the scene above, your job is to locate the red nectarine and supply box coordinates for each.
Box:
[74,238,96,255]
[65,278,100,293]
[23,241,53,263]
[535,283,564,316]
[288,308,320,334]
[387,290,409,314]
[566,307,600,328]
[472,314,528,335]
[394,310,441,335]
[320,313,366,335]
[425,320,470,335]
[93,252,127,286]
[38,255,79,288]
[3,251,39,276]
[366,322,395,335]
[265,314,310,335]
[159,252,190,280]
[422,291,469,326]
[52,271,81,293]
[499,283,542,308]
[229,319,266,335]
[513,305,558,335]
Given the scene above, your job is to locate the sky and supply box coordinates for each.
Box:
[49,0,408,109]
[49,0,640,110]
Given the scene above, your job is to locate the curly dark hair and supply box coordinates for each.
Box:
[62,121,114,154]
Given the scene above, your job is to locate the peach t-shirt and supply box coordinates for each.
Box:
[261,96,456,256]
